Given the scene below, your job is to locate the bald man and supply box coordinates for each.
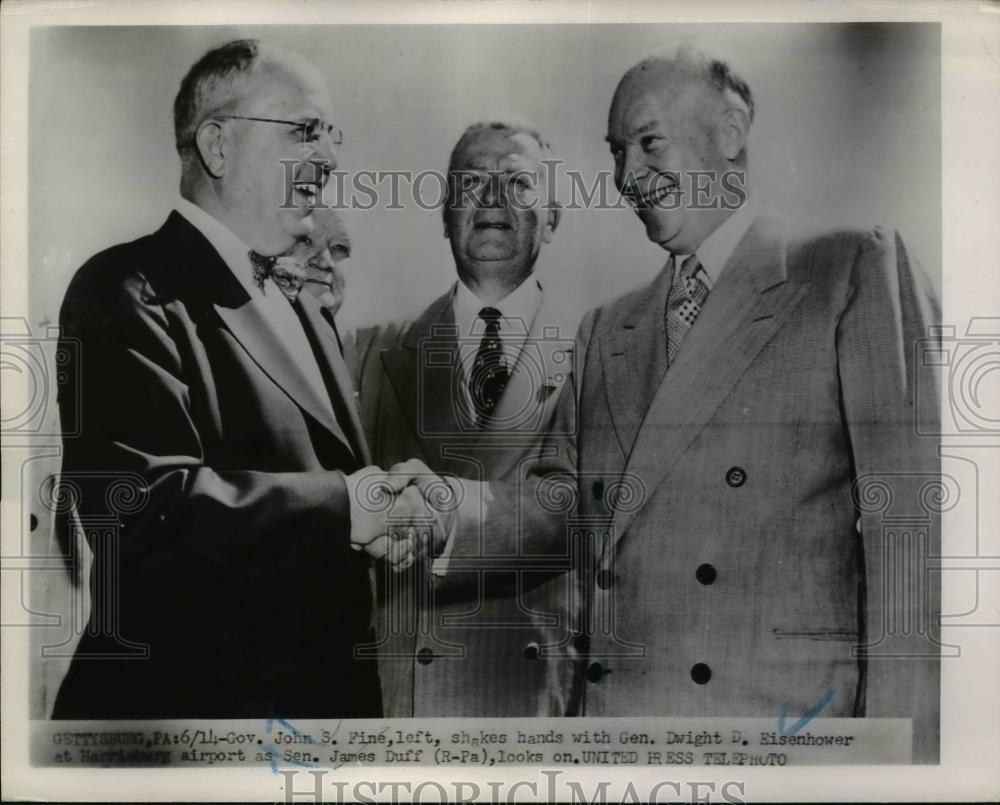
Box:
[277,206,351,315]
[347,120,583,717]
[443,48,942,761]
[53,39,429,719]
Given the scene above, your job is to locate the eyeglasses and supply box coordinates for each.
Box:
[215,115,343,147]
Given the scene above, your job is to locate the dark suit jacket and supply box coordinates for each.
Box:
[52,211,381,719]
[451,218,942,761]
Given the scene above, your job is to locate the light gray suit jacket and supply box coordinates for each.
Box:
[346,282,584,716]
[448,217,941,761]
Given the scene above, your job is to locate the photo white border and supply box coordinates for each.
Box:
[2,0,998,801]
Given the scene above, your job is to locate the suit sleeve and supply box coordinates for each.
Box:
[836,227,941,763]
[57,265,356,594]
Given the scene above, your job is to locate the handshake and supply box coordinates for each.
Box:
[345,458,471,571]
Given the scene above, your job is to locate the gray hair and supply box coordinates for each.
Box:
[623,46,755,163]
[447,118,554,173]
[447,118,558,207]
[173,38,317,169]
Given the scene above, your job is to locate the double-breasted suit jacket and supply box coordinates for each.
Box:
[451,217,941,761]
[348,284,583,716]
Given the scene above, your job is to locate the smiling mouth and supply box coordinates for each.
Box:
[627,182,681,209]
[304,274,333,289]
[292,182,320,205]
[473,220,512,230]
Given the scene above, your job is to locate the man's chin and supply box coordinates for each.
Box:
[465,247,518,263]
[283,209,316,237]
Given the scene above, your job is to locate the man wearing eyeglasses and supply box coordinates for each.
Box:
[52,39,430,719]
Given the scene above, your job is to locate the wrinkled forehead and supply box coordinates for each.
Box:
[314,211,350,247]
[245,58,333,119]
[608,68,707,139]
[451,129,546,171]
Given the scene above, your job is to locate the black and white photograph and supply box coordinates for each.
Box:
[1,1,998,802]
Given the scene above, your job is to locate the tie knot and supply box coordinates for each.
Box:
[678,254,702,280]
[249,250,276,274]
[478,306,503,325]
[249,250,305,300]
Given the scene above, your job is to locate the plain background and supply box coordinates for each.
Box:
[26,22,941,716]
[29,23,940,335]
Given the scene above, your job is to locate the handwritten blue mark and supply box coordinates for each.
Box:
[777,688,836,737]
[264,717,318,775]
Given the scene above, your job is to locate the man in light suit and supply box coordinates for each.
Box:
[53,39,427,719]
[445,49,941,761]
[348,120,583,716]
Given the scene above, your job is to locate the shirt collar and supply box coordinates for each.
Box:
[452,273,543,337]
[175,197,259,297]
[673,195,762,289]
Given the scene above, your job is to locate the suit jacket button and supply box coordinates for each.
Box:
[523,642,540,660]
[595,569,614,590]
[592,479,605,501]
[586,662,609,683]
[725,467,747,487]
[691,663,712,684]
[695,563,717,585]
[417,648,434,665]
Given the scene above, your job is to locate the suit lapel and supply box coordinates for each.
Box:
[614,218,811,539]
[380,289,474,473]
[475,297,575,479]
[159,212,354,452]
[297,293,373,465]
[599,264,672,459]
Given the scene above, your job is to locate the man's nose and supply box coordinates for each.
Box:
[616,144,648,189]
[310,135,339,173]
[479,173,506,208]
[313,248,336,271]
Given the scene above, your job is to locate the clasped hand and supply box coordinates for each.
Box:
[346,459,460,571]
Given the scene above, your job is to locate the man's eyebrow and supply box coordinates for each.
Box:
[606,120,661,144]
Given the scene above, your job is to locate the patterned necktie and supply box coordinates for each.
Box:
[248,251,305,301]
[664,254,710,364]
[469,306,510,424]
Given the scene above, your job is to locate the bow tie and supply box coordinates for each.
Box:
[248,251,306,301]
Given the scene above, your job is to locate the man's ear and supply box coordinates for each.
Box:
[718,106,750,163]
[540,202,562,244]
[194,119,227,178]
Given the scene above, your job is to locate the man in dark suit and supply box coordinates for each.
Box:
[53,38,426,719]
[444,48,942,761]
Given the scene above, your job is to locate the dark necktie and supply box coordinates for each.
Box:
[664,254,710,364]
[469,306,510,424]
[249,251,305,300]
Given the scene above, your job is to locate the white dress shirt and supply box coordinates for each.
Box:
[174,198,335,421]
[430,276,542,577]
[451,274,543,416]
[671,195,762,288]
